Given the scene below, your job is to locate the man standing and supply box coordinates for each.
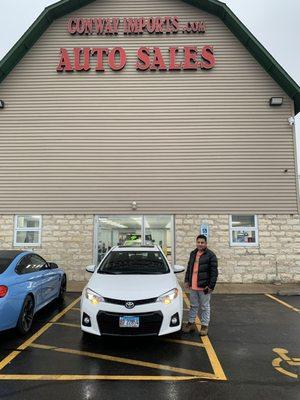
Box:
[182,234,218,336]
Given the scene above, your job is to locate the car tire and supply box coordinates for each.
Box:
[58,275,67,301]
[16,295,34,335]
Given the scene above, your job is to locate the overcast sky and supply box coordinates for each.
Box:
[0,0,299,164]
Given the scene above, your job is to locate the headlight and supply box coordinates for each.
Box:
[85,288,105,305]
[156,288,178,305]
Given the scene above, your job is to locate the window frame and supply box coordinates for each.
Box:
[229,215,259,247]
[14,215,42,247]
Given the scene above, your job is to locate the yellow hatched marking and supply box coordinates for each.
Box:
[29,343,216,379]
[183,292,227,381]
[0,297,81,371]
[265,294,300,313]
[0,374,198,381]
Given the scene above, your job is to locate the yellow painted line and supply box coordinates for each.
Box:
[51,298,81,323]
[50,322,205,348]
[0,374,199,381]
[71,307,80,312]
[265,294,300,313]
[53,322,80,329]
[161,338,205,348]
[0,297,81,371]
[29,343,217,380]
[0,352,21,371]
[183,292,227,381]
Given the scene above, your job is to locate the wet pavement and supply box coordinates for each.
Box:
[0,293,299,400]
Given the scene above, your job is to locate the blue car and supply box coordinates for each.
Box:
[0,250,66,334]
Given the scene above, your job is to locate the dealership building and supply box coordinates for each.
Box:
[0,0,300,283]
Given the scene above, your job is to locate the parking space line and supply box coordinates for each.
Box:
[0,297,81,371]
[161,338,205,348]
[0,295,225,381]
[29,343,216,379]
[265,294,300,313]
[52,322,80,328]
[52,321,206,348]
[0,374,199,381]
[183,292,227,381]
[71,307,80,312]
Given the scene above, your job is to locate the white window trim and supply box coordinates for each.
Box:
[14,215,42,247]
[229,215,259,247]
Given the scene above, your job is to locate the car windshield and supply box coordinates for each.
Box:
[98,250,170,275]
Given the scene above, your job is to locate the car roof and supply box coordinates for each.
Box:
[112,245,159,252]
[0,250,27,274]
[0,250,25,259]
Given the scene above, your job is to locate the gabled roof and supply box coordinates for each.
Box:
[0,0,299,114]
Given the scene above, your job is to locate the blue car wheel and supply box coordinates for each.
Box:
[16,295,34,334]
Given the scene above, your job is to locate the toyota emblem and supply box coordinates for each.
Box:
[125,301,135,309]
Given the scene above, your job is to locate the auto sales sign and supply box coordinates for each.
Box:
[56,16,216,73]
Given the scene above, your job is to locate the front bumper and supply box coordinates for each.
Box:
[81,294,183,337]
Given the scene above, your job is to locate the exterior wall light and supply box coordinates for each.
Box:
[0,100,5,108]
[269,97,283,106]
[131,201,137,210]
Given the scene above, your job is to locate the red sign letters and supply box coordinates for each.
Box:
[56,16,216,73]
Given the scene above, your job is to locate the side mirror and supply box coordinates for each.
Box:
[86,265,96,273]
[173,265,185,274]
[49,262,58,269]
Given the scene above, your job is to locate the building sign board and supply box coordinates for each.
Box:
[56,16,216,73]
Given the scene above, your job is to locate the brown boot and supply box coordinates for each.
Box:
[200,325,209,336]
[182,322,196,333]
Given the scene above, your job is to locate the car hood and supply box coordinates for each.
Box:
[86,273,178,300]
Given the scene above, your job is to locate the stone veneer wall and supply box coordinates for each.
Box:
[175,214,300,283]
[0,215,94,281]
[1,214,300,283]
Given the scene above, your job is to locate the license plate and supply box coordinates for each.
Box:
[119,316,140,328]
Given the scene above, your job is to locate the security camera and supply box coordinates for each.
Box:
[288,117,295,126]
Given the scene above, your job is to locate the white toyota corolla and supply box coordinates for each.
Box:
[81,245,185,336]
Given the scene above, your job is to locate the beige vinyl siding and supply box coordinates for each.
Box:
[0,0,298,214]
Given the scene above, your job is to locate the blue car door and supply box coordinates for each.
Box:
[31,255,60,303]
[15,254,45,309]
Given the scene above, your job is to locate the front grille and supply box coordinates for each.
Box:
[103,296,157,306]
[97,311,163,336]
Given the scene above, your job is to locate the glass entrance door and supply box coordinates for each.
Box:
[95,215,174,264]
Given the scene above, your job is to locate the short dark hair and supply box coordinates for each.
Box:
[196,234,207,242]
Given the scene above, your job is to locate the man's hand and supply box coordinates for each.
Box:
[204,286,213,294]
[184,282,190,291]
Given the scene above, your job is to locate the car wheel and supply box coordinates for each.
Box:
[58,275,67,301]
[16,295,34,334]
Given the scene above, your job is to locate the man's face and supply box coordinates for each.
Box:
[196,238,207,251]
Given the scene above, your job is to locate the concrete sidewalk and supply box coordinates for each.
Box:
[67,281,300,295]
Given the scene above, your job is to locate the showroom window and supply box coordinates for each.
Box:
[14,215,42,246]
[229,215,258,246]
[95,215,174,265]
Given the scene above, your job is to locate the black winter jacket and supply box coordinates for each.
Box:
[184,248,218,290]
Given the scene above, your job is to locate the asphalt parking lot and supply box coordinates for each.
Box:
[0,292,299,400]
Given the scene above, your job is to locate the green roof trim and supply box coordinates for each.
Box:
[0,0,299,114]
